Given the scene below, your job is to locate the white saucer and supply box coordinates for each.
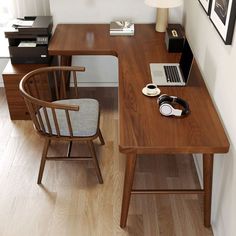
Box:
[142,87,161,97]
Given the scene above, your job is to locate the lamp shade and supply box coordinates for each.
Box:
[145,0,183,8]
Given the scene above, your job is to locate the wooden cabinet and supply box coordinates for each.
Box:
[2,61,48,120]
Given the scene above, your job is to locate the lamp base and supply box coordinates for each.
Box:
[156,8,168,32]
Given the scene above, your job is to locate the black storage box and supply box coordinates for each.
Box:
[165,24,185,53]
[4,16,52,64]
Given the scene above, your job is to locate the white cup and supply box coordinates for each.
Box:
[146,83,158,95]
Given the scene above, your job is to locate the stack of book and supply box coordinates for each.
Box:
[110,21,134,36]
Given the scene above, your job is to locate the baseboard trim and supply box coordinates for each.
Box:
[193,154,227,236]
[80,82,118,87]
[212,213,226,236]
[70,82,118,87]
[0,82,118,88]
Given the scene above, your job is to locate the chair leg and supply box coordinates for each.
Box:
[88,140,103,184]
[98,129,105,145]
[67,141,73,157]
[37,139,51,184]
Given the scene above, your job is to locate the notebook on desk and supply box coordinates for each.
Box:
[150,40,194,86]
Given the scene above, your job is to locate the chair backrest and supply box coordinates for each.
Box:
[19,66,85,138]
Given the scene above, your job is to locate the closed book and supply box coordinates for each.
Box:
[110,30,134,36]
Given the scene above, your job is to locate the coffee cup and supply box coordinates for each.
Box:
[146,83,158,95]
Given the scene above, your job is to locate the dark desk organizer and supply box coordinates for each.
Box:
[165,24,185,53]
[4,16,53,64]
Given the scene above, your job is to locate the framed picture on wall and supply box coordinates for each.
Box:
[198,0,212,15]
[210,0,236,44]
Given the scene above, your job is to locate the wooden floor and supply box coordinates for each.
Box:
[0,87,213,236]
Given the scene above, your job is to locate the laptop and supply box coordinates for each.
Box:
[150,40,194,86]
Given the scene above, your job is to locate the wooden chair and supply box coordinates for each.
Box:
[19,66,105,184]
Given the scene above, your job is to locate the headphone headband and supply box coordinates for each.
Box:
[158,94,190,117]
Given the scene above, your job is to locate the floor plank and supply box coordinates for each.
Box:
[0,88,213,236]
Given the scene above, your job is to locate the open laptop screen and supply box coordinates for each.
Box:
[179,40,193,83]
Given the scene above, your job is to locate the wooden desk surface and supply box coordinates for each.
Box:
[48,24,229,154]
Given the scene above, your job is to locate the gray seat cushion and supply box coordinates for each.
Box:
[38,99,99,137]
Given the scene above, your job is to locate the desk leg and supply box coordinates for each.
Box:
[120,153,137,228]
[59,56,72,66]
[203,153,214,227]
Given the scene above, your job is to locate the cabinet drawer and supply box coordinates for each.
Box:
[2,61,50,120]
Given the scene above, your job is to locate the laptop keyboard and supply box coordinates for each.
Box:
[164,66,181,83]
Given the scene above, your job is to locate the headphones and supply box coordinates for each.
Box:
[158,94,190,117]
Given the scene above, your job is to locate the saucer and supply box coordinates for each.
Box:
[142,87,161,97]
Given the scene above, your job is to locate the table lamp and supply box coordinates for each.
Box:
[145,0,183,32]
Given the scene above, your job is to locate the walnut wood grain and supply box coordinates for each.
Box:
[2,61,49,120]
[19,66,104,185]
[48,24,229,155]
[0,87,214,235]
[120,152,137,228]
[203,153,214,227]
[48,24,230,228]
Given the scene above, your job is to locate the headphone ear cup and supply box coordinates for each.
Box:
[159,101,173,116]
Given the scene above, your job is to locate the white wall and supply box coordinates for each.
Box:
[0,30,10,87]
[49,0,183,86]
[183,1,236,236]
[0,58,9,86]
[0,1,183,87]
[49,0,183,24]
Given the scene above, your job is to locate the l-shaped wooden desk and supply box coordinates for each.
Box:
[48,24,229,228]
